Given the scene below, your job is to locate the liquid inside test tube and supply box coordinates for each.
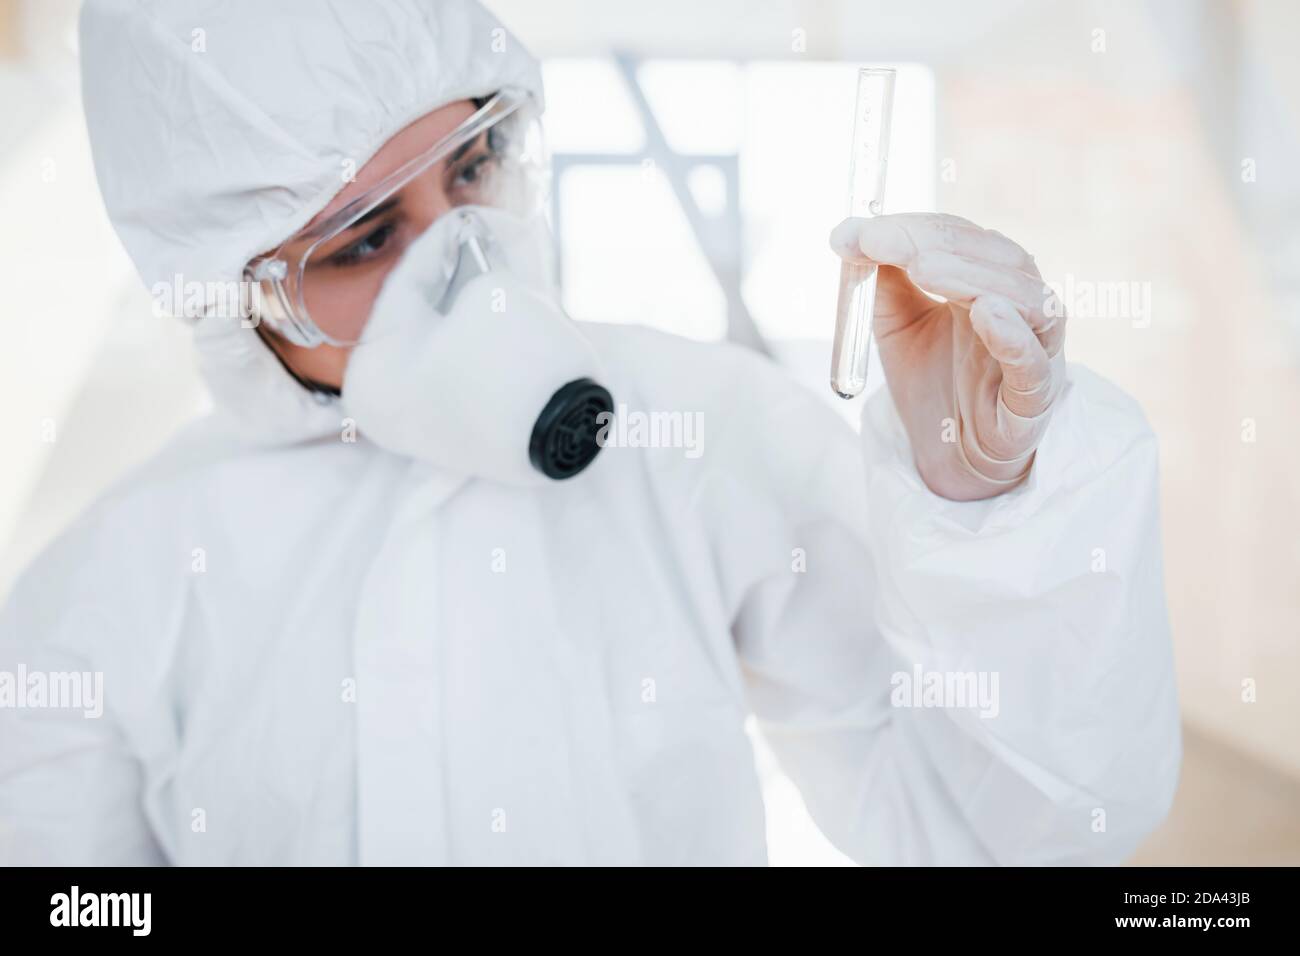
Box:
[831,260,878,399]
[830,67,896,399]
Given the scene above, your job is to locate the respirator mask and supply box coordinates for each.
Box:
[243,89,613,483]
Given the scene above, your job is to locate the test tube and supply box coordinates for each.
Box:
[830,67,896,399]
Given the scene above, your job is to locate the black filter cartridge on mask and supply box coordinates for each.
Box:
[529,377,613,479]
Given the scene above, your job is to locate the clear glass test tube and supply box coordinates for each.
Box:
[830,67,896,399]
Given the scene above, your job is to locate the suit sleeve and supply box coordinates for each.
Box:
[717,362,1180,865]
[0,518,167,865]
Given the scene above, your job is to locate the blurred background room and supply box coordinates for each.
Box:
[1,0,1296,864]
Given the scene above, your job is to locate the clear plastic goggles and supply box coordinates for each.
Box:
[244,89,547,348]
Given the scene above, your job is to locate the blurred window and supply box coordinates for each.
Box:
[544,58,935,345]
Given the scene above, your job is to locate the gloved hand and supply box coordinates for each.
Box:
[830,213,1067,501]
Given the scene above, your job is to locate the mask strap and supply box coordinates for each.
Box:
[255,325,342,401]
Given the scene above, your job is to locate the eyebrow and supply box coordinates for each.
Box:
[347,197,400,231]
[331,132,490,234]
[448,137,477,165]
[449,129,492,165]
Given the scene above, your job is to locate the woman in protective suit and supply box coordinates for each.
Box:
[0,0,1179,865]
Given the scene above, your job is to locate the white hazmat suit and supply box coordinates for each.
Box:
[0,0,1180,865]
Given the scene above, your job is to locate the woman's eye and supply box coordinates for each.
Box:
[451,153,496,190]
[329,222,397,267]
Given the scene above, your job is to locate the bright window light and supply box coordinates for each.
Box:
[543,59,936,345]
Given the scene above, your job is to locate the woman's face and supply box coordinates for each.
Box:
[259,98,481,391]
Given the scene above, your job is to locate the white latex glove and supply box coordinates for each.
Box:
[831,213,1067,501]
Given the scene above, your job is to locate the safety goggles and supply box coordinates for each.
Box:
[244,88,547,348]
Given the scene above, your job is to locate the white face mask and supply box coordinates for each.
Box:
[342,207,613,485]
